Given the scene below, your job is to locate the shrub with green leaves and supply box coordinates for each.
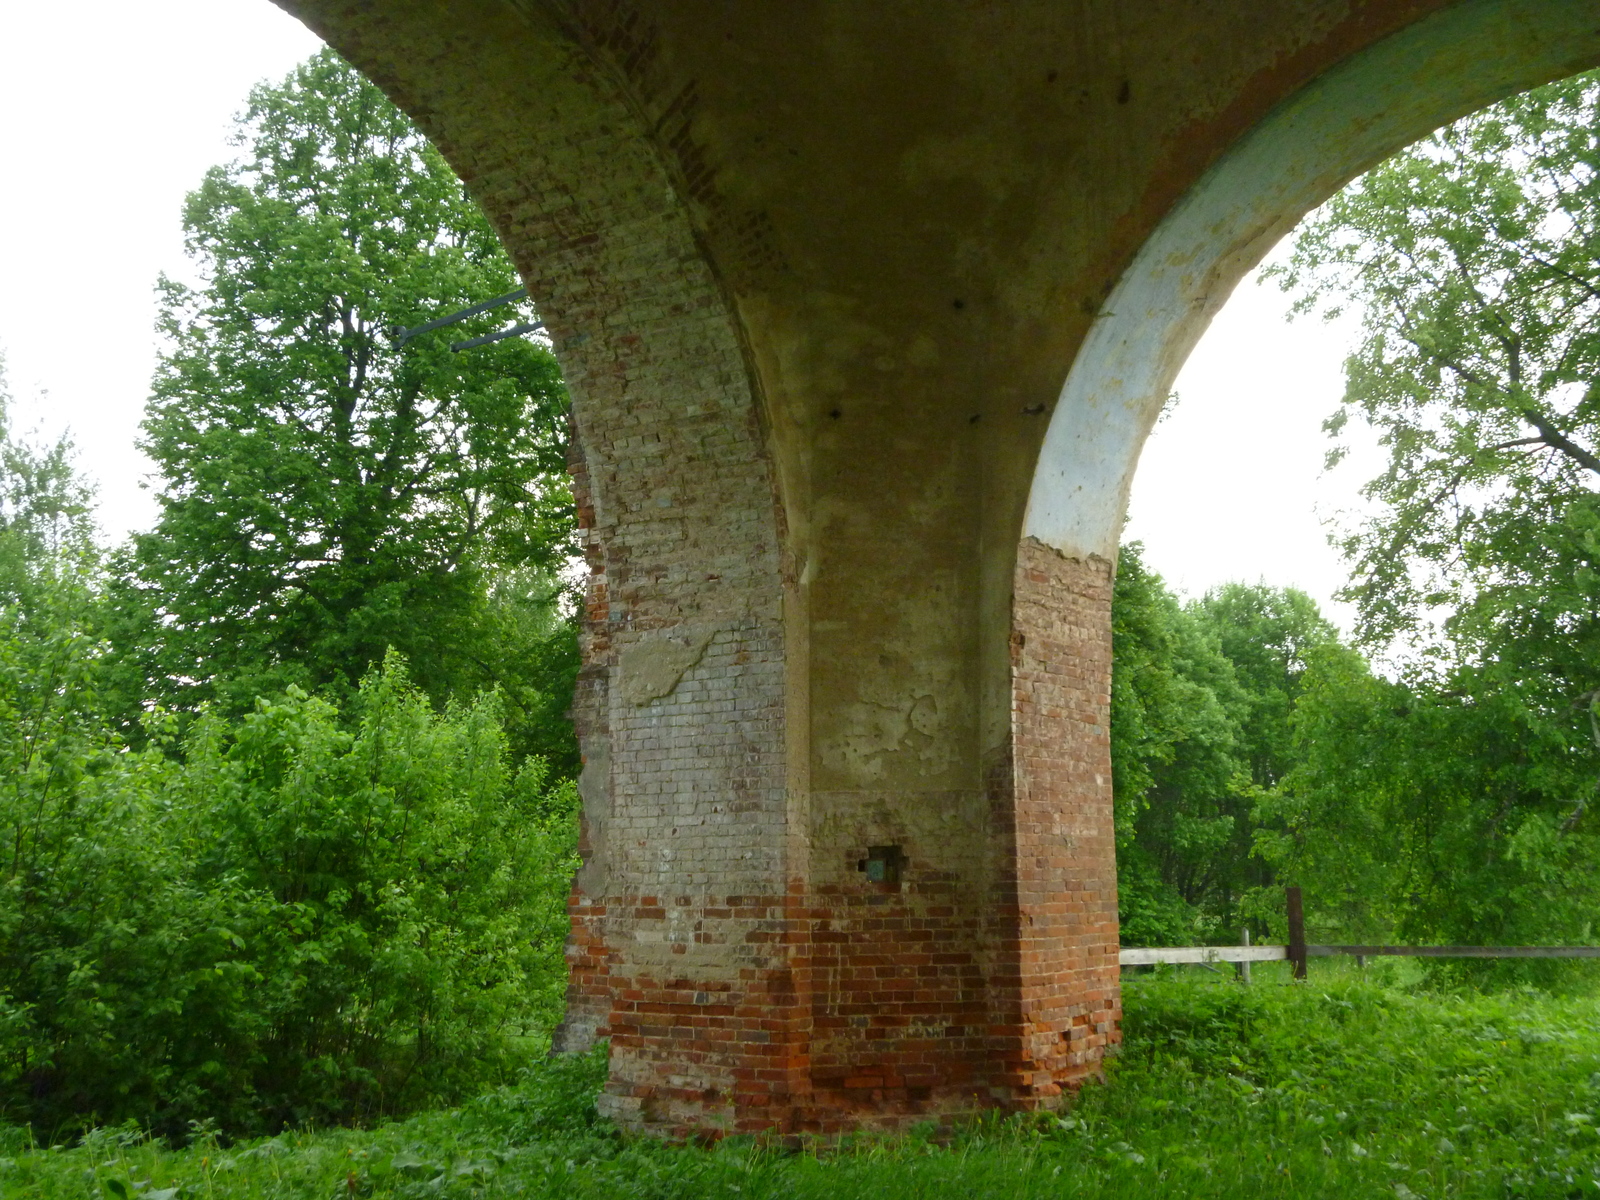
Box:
[0,634,577,1137]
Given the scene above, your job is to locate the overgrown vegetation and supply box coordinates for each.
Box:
[0,604,577,1135]
[1269,68,1600,962]
[7,971,1600,1198]
[1110,546,1343,944]
[0,52,581,1138]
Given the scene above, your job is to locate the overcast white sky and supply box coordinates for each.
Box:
[0,0,1376,630]
[0,1,322,536]
[1125,264,1381,631]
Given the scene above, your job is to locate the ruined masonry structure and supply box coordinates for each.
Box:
[280,0,1600,1136]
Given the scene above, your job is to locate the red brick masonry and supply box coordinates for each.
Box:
[560,537,1121,1136]
[1004,537,1123,1100]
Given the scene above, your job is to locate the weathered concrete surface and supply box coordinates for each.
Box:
[273,0,1600,1136]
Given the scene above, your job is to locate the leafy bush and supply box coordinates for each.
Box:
[0,632,577,1137]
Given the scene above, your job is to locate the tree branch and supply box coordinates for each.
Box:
[1518,406,1600,477]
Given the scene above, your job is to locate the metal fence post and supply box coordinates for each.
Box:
[1237,928,1252,984]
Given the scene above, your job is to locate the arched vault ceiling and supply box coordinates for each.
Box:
[274,0,1488,551]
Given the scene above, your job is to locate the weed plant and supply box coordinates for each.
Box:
[7,963,1600,1199]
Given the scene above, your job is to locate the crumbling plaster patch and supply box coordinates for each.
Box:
[618,630,716,705]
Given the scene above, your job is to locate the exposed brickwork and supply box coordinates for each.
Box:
[787,540,1121,1130]
[1003,537,1123,1099]
[535,120,798,1126]
[803,788,1002,1129]
[557,531,1123,1137]
[325,13,1129,1111]
[563,894,802,1134]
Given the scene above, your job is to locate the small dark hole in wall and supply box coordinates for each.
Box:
[857,844,906,888]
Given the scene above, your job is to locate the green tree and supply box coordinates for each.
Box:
[0,355,98,611]
[111,50,578,766]
[1111,547,1357,943]
[1271,69,1600,957]
[1192,583,1339,791]
[1246,642,1404,943]
[0,362,109,876]
[0,363,581,1133]
[1256,646,1600,960]
[1277,70,1600,654]
[1111,545,1252,942]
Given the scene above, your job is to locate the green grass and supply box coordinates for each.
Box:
[8,962,1600,1198]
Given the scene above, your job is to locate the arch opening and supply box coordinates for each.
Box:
[1024,0,1600,564]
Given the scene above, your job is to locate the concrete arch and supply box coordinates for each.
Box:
[1025,0,1600,561]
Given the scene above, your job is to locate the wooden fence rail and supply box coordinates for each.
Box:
[1119,946,1286,966]
[1309,944,1600,959]
[1118,944,1600,967]
[1118,887,1600,975]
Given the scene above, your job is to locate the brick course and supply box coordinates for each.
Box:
[1002,537,1123,1099]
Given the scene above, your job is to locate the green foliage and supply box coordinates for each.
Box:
[1267,69,1600,961]
[109,49,578,768]
[1258,649,1600,971]
[1110,546,1345,943]
[0,627,577,1136]
[9,972,1600,1198]
[1247,643,1401,941]
[0,362,97,600]
[0,61,586,1141]
[1111,545,1247,942]
[1276,70,1600,651]
[1190,584,1338,791]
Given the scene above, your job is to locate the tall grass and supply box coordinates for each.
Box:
[7,963,1599,1198]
